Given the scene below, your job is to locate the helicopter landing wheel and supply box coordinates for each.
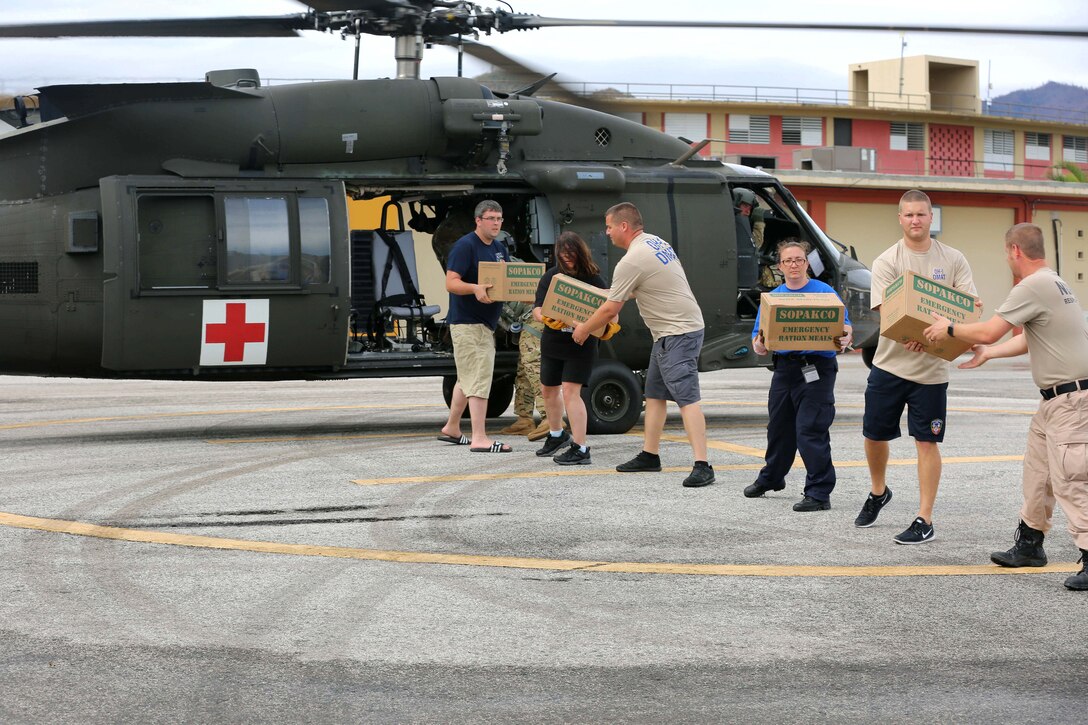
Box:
[582,361,643,435]
[442,373,515,419]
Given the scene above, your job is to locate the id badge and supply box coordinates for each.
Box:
[802,364,819,384]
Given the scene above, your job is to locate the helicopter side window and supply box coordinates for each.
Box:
[299,197,331,285]
[224,197,291,284]
[137,194,217,290]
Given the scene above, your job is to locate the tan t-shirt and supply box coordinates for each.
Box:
[870,238,977,384]
[608,231,704,341]
[995,267,1088,389]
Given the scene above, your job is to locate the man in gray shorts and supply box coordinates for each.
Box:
[573,202,713,487]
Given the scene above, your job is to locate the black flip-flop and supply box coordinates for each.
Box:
[436,434,470,445]
[470,441,513,453]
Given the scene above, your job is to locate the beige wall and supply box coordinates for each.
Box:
[848,55,978,112]
[1033,209,1088,308]
[941,206,1017,317]
[826,201,900,268]
[826,202,1016,317]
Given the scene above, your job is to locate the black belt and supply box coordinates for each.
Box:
[1040,378,1088,400]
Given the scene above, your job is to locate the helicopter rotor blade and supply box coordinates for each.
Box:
[454,38,606,111]
[498,16,1088,39]
[0,16,312,38]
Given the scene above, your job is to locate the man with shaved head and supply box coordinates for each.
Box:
[573,202,714,488]
[924,223,1088,591]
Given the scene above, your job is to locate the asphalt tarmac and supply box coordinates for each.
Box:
[1,353,1086,723]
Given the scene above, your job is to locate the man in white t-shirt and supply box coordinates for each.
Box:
[854,189,977,545]
[573,202,714,488]
[923,223,1088,591]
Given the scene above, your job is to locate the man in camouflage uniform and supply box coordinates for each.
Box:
[499,301,548,435]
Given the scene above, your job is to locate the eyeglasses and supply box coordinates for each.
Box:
[779,258,807,266]
[480,215,503,222]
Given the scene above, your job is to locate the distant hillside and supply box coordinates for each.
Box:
[987,82,1088,124]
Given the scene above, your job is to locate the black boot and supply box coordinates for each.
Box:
[1064,550,1088,591]
[990,520,1047,567]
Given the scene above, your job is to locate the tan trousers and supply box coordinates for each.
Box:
[1020,389,1088,550]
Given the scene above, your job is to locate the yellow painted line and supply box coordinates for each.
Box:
[352,454,1023,487]
[704,400,1035,416]
[208,431,437,445]
[0,400,1035,433]
[352,464,764,486]
[0,510,1075,577]
[0,403,444,431]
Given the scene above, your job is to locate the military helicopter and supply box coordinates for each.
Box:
[2,3,1084,433]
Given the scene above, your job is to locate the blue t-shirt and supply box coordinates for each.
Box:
[446,231,510,329]
[752,279,852,358]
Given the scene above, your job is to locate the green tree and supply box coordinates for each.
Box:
[1049,160,1088,182]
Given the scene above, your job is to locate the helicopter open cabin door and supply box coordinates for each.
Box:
[99,176,351,375]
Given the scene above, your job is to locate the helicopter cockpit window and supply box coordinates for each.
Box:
[224,197,290,284]
[299,197,331,284]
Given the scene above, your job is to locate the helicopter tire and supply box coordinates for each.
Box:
[441,373,516,419]
[861,346,876,369]
[582,360,643,435]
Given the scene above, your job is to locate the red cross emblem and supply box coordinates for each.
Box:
[200,299,270,366]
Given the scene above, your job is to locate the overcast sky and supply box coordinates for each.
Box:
[2,0,1086,100]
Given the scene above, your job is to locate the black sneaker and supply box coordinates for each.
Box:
[854,487,893,528]
[1065,550,1088,591]
[893,516,935,545]
[554,444,591,466]
[792,496,830,512]
[682,463,715,488]
[535,430,571,457]
[616,451,662,473]
[743,480,786,498]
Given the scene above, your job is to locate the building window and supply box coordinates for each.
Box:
[1025,132,1051,161]
[729,114,770,144]
[1063,135,1088,163]
[663,113,707,143]
[984,130,1014,171]
[890,121,924,151]
[782,116,822,145]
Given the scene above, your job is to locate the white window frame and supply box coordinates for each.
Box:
[728,114,770,144]
[1025,132,1051,161]
[1063,135,1088,164]
[890,121,924,151]
[781,116,822,146]
[983,129,1014,172]
[663,113,708,144]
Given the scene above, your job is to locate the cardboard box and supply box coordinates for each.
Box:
[540,273,609,337]
[478,261,545,302]
[758,292,846,351]
[879,270,981,361]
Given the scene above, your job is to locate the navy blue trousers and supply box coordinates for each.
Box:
[755,355,838,501]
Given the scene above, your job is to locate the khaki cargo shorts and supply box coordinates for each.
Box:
[451,323,496,399]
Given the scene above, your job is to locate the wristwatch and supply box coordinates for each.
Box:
[947,324,955,338]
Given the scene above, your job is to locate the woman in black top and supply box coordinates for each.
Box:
[531,232,610,465]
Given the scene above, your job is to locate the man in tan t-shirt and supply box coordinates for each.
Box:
[854,189,977,545]
[924,223,1088,591]
[573,202,713,488]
